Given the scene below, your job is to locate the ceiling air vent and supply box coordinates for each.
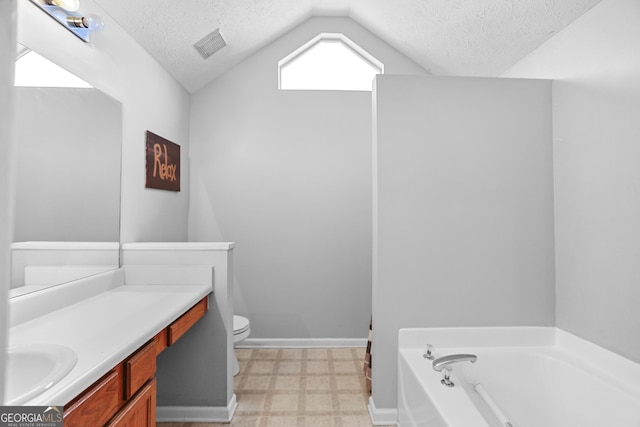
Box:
[194,28,226,59]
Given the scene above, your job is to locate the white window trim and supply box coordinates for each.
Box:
[277,33,384,90]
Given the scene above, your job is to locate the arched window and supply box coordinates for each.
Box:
[278,33,383,92]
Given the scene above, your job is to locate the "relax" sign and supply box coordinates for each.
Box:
[145,131,180,191]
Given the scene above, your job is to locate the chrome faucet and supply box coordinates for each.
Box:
[432,354,478,387]
[432,354,478,371]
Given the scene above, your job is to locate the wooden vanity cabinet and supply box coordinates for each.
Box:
[153,328,168,355]
[63,296,208,427]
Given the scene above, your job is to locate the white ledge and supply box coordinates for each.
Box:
[122,242,235,251]
[11,241,119,250]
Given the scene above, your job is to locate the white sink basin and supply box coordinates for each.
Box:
[5,344,77,405]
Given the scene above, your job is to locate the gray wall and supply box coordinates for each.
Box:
[18,0,191,244]
[504,0,640,363]
[372,74,555,410]
[188,16,427,339]
[13,88,121,242]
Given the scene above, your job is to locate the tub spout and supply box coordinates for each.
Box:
[432,354,477,372]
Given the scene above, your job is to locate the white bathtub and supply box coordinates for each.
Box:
[398,327,640,427]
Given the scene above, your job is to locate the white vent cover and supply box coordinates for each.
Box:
[194,28,226,59]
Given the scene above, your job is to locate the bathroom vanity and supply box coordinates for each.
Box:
[7,242,237,424]
[64,296,208,426]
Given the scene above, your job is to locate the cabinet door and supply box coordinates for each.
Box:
[63,369,121,427]
[107,378,156,427]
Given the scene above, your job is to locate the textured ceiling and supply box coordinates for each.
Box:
[94,0,601,93]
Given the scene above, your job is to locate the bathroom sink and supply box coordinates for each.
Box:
[5,344,77,405]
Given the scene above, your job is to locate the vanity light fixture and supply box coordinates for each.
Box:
[29,0,104,43]
[64,14,105,31]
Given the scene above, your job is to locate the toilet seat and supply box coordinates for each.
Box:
[232,315,250,376]
[233,315,250,342]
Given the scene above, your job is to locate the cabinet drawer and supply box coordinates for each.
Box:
[64,369,120,427]
[124,340,156,400]
[167,297,208,346]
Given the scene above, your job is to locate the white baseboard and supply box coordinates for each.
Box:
[237,338,367,348]
[157,394,237,423]
[368,396,398,426]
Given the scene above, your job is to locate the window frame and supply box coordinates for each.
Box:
[277,33,384,91]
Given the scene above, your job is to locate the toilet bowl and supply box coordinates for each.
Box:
[233,315,250,376]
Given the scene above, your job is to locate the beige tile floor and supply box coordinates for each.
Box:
[158,347,392,427]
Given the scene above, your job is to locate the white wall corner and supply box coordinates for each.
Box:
[368,396,398,426]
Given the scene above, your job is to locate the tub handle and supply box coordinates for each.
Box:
[441,367,455,387]
[423,344,435,360]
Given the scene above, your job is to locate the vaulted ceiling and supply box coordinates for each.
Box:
[94,0,602,93]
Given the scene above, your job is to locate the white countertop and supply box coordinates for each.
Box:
[8,284,211,406]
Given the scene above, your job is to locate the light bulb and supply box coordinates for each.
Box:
[47,0,80,12]
[83,14,104,31]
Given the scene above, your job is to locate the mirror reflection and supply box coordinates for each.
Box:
[10,44,122,298]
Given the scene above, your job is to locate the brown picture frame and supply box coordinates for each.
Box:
[145,131,180,192]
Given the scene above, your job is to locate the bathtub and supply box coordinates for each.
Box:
[398,327,640,427]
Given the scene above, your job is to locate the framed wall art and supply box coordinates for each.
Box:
[145,130,180,192]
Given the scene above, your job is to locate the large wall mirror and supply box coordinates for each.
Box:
[10,43,122,297]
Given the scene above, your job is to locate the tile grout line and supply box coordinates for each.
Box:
[258,348,280,427]
[297,348,308,427]
[328,348,345,427]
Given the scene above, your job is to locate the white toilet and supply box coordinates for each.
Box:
[233,315,251,376]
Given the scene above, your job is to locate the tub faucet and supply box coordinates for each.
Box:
[432,353,478,372]
[432,354,477,387]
